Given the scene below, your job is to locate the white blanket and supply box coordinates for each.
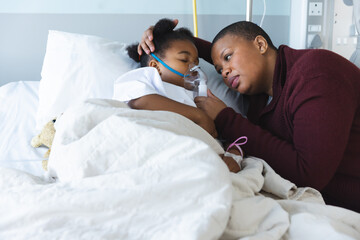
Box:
[1,99,359,240]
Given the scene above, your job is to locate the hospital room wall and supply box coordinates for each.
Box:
[0,0,290,85]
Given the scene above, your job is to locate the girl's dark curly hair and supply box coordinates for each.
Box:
[127,18,194,67]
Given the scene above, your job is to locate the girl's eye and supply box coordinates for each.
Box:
[225,54,231,61]
[180,59,188,63]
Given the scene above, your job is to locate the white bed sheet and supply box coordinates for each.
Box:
[1,82,360,239]
[0,81,45,176]
[1,98,359,239]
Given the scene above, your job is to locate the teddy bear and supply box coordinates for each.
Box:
[31,118,56,171]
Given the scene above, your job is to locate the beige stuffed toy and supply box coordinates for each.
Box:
[31,119,56,170]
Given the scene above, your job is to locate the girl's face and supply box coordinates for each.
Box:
[211,34,270,95]
[158,40,199,87]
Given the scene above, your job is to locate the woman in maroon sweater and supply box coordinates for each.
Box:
[139,20,360,213]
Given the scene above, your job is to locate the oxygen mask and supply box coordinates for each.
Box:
[184,63,208,98]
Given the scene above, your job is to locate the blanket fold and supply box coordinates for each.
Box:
[1,99,359,240]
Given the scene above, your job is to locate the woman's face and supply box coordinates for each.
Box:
[159,40,199,87]
[211,34,269,95]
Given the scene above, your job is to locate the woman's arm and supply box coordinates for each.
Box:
[129,94,218,138]
[214,79,356,191]
[193,37,212,64]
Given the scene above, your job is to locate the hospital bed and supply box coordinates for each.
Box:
[1,3,360,239]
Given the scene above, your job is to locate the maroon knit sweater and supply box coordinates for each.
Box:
[195,38,360,212]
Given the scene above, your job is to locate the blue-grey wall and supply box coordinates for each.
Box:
[0,0,290,85]
[0,0,290,15]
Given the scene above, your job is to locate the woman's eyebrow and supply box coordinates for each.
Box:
[220,49,227,58]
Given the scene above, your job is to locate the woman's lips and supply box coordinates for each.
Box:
[228,75,239,88]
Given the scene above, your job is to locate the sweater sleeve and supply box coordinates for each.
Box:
[215,71,358,191]
[193,37,212,64]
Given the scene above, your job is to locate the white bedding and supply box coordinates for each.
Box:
[0,81,45,176]
[1,98,359,240]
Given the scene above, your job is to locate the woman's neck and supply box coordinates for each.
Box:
[265,48,277,97]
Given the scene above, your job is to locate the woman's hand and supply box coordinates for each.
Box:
[137,19,179,55]
[195,89,227,120]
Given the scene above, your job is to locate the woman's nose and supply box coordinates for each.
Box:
[222,66,230,79]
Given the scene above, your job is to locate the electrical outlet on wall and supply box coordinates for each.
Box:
[309,2,323,16]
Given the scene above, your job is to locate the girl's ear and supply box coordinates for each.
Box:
[149,59,162,75]
[254,35,268,54]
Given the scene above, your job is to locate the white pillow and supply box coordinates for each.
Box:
[36,30,139,130]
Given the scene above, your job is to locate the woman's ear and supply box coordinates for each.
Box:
[149,59,162,75]
[254,35,268,54]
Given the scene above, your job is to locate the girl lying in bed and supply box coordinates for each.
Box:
[112,18,243,173]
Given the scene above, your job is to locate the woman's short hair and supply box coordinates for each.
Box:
[212,21,277,50]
